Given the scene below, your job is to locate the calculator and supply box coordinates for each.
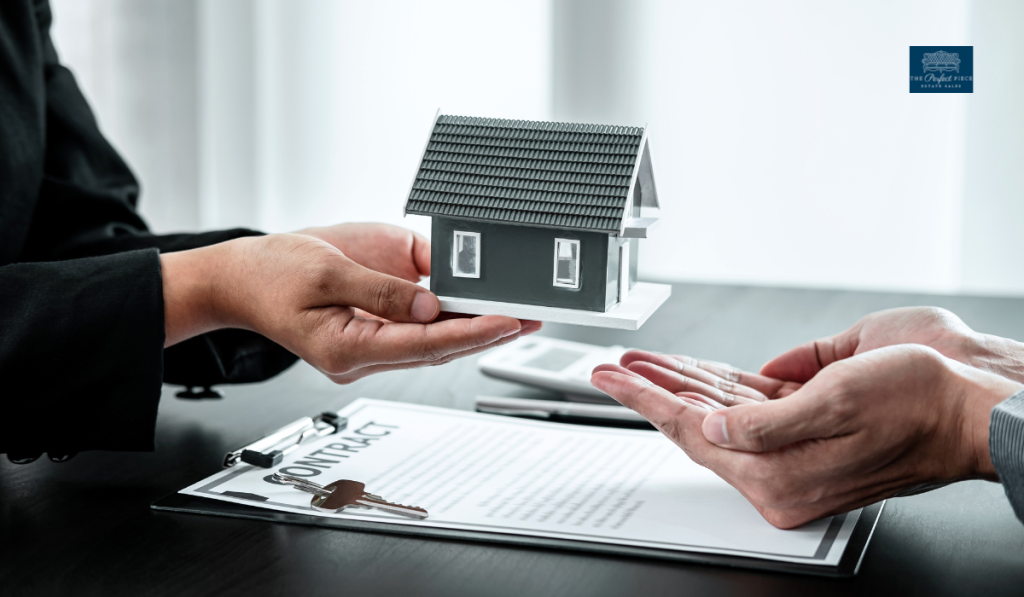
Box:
[477,336,628,402]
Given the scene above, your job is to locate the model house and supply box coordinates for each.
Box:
[404,113,670,329]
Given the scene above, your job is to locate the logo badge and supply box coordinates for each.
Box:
[910,46,973,93]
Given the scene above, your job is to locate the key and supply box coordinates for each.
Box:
[312,480,429,519]
[274,473,428,520]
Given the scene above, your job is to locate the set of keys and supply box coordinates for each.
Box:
[273,473,429,520]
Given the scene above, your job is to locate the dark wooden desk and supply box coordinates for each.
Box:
[4,283,1024,596]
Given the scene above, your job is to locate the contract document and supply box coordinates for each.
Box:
[180,399,867,567]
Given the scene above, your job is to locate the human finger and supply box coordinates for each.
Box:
[517,320,544,335]
[324,323,528,383]
[591,365,722,467]
[759,326,862,383]
[325,257,441,323]
[434,312,543,337]
[314,313,523,374]
[412,231,431,277]
[333,319,540,382]
[677,393,726,411]
[700,387,839,452]
[621,350,785,397]
[625,361,766,404]
[353,306,542,338]
[351,307,388,322]
[590,365,710,428]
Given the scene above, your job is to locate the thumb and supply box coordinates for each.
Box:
[331,258,440,323]
[759,326,862,383]
[701,392,834,452]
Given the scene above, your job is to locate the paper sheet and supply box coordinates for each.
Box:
[182,399,860,565]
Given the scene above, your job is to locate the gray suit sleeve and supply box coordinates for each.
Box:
[990,390,1024,522]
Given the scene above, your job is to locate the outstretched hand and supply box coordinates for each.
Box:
[161,224,541,384]
[593,345,1021,529]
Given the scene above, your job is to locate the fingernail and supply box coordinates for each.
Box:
[411,292,439,322]
[499,326,520,339]
[703,412,730,445]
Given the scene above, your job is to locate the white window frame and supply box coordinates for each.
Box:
[552,238,581,289]
[452,231,481,278]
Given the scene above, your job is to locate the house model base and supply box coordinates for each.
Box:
[422,280,671,331]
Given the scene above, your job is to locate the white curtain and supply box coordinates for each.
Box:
[49,0,200,233]
[50,0,1024,294]
[50,0,551,239]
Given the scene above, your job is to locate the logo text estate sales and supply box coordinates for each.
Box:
[910,46,973,93]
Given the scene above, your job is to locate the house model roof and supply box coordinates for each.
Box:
[404,113,658,234]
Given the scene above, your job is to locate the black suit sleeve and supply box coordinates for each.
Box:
[0,0,296,456]
[0,251,165,454]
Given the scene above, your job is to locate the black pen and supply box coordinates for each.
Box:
[475,396,654,430]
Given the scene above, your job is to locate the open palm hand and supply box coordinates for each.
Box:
[614,350,802,411]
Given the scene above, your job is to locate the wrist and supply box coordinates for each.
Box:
[952,362,1024,480]
[160,242,232,347]
[968,333,1024,384]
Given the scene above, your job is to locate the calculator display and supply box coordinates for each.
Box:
[522,348,587,372]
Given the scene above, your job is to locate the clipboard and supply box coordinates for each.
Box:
[151,404,884,578]
[152,492,881,578]
[221,411,347,469]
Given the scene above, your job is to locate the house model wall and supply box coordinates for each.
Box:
[404,112,670,329]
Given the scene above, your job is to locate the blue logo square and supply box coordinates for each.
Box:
[910,46,973,93]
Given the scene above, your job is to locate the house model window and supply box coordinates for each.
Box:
[453,231,480,278]
[553,239,580,289]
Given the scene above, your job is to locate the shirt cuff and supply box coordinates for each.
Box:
[989,389,1024,522]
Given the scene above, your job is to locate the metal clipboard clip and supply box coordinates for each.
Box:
[223,411,348,469]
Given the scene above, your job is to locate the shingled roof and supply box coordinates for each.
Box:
[404,114,646,233]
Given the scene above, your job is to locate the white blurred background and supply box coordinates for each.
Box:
[50,0,1024,295]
